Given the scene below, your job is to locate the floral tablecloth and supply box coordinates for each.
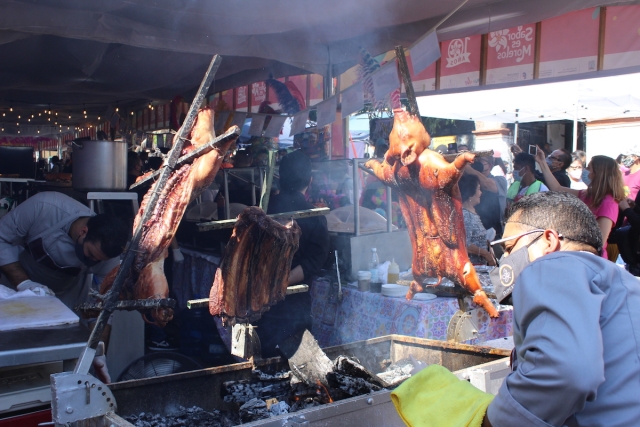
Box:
[310,278,513,347]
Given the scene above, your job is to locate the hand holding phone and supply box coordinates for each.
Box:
[528,145,538,155]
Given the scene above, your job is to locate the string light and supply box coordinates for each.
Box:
[17,115,20,119]
[83,105,86,115]
[97,116,100,120]
[38,113,41,117]
[9,104,13,112]
[17,130,20,134]
[131,111,134,116]
[68,115,71,119]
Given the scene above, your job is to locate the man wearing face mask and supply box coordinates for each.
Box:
[621,145,640,199]
[482,191,640,427]
[541,148,572,188]
[0,192,128,310]
[506,153,548,209]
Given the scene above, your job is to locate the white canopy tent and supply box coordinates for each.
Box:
[416,70,640,124]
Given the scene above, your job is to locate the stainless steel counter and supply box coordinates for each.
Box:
[0,324,89,368]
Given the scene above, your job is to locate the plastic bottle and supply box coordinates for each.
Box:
[369,248,380,284]
[388,258,399,284]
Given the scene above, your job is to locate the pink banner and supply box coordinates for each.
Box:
[439,35,481,89]
[235,86,249,111]
[604,5,640,69]
[287,75,308,110]
[220,90,234,110]
[539,8,599,78]
[486,24,536,84]
[309,74,323,106]
[250,81,267,113]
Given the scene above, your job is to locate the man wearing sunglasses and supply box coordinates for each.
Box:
[483,191,640,427]
[542,148,572,188]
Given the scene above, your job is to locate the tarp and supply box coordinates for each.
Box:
[416,70,640,123]
[0,0,629,111]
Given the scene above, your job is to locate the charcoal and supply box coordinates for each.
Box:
[123,405,236,427]
[239,398,270,422]
[328,372,382,396]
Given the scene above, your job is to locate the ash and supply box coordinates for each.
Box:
[124,406,237,427]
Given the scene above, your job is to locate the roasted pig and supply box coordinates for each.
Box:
[100,107,238,326]
[365,109,498,317]
[209,206,301,325]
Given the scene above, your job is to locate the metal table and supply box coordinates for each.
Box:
[0,324,90,368]
[0,324,90,414]
[0,177,35,199]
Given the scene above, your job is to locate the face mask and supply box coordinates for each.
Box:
[490,245,531,303]
[75,237,99,267]
[622,156,636,168]
[568,169,582,180]
[513,167,525,182]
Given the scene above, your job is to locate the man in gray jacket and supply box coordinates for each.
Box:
[484,191,640,427]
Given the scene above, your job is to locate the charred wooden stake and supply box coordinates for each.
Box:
[277,329,334,389]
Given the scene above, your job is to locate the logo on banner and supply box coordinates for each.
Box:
[489,27,533,63]
[446,38,471,68]
[237,87,247,105]
[251,83,266,103]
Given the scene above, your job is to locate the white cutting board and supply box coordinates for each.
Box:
[0,296,79,331]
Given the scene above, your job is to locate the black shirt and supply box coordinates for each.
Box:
[267,191,330,280]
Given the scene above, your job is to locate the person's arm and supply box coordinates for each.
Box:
[0,262,29,287]
[465,166,498,193]
[486,255,605,426]
[467,244,496,266]
[533,149,580,196]
[597,217,614,244]
[288,265,304,285]
[0,197,44,286]
[619,198,640,228]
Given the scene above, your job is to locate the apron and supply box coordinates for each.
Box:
[20,216,89,310]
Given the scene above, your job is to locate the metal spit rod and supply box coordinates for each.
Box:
[197,207,329,231]
[73,54,224,375]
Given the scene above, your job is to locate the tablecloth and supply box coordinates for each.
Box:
[310,278,512,347]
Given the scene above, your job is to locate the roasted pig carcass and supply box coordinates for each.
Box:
[100,107,238,326]
[365,109,498,317]
[209,206,301,325]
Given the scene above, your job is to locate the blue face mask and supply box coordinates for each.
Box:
[513,167,526,182]
[75,237,99,267]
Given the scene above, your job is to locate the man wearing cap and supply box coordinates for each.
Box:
[621,145,640,199]
[483,191,640,427]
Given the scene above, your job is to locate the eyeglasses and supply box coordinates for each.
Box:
[547,156,562,162]
[490,229,551,256]
[567,165,583,170]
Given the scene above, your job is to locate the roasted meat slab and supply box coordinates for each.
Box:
[209,206,301,325]
[100,107,238,326]
[365,109,498,317]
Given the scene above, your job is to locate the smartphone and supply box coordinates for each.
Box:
[528,145,538,155]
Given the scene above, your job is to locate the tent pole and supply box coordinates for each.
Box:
[514,122,519,147]
[573,104,578,152]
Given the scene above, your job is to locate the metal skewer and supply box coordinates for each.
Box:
[73,54,224,376]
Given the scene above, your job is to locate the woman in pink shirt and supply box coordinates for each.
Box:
[535,151,625,259]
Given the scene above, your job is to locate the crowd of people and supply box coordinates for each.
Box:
[457,143,640,275]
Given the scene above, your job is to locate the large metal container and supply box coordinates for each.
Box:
[72,140,127,191]
[76,335,510,427]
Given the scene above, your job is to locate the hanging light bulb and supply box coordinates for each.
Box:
[84,115,87,119]
[1,128,3,132]
[17,130,20,134]
[2,113,4,117]
[9,104,13,112]
[68,115,71,119]
[131,111,134,116]
[67,126,70,130]
[98,116,100,120]
[55,112,58,116]
[18,115,21,119]
[38,113,41,117]
[28,118,30,122]
[37,129,40,134]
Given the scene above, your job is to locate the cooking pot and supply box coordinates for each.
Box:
[72,140,127,191]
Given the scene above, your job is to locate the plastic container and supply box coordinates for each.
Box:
[387,258,399,284]
[369,248,380,283]
[370,281,382,293]
[357,270,371,292]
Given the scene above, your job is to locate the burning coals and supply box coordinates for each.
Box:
[124,356,416,425]
[124,406,237,427]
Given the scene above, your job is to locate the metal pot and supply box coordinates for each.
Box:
[73,140,127,191]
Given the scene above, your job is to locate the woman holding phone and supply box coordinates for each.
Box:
[534,149,625,258]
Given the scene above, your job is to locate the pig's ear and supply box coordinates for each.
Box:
[401,148,417,165]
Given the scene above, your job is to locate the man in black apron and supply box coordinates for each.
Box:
[0,192,127,309]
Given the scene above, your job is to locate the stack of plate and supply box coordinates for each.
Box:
[381,284,407,298]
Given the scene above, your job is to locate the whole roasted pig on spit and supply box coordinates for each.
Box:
[365,109,498,318]
[100,107,239,326]
[209,206,301,325]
